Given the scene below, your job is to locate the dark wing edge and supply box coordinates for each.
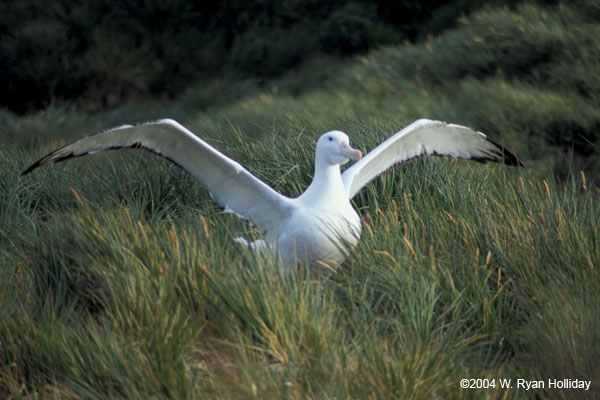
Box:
[21,121,158,176]
[342,119,523,199]
[475,137,523,167]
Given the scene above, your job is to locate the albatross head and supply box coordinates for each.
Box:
[316,131,362,166]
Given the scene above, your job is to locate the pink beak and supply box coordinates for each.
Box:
[341,141,362,161]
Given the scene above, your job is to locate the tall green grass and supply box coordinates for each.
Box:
[2,111,599,397]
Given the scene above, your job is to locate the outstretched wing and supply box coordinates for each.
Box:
[342,119,522,199]
[22,119,295,234]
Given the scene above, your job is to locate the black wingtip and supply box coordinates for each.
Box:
[21,156,49,176]
[21,153,55,176]
[20,163,38,176]
[486,138,523,167]
[20,142,79,177]
[495,146,523,167]
[503,150,524,167]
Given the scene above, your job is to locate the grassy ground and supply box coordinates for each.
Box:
[2,2,600,399]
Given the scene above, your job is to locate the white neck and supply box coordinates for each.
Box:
[298,159,347,206]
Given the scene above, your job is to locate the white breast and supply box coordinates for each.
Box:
[276,204,361,268]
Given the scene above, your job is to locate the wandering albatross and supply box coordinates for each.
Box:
[22,119,521,268]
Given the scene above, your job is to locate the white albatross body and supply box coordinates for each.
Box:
[22,118,521,268]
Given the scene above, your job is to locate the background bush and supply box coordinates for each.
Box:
[2,0,524,113]
[2,0,599,178]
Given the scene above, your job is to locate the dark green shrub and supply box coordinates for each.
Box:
[230,25,318,76]
[319,2,378,55]
[2,0,537,113]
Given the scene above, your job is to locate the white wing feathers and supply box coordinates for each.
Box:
[22,119,294,235]
[342,119,522,199]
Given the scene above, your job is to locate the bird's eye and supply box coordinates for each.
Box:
[328,137,333,142]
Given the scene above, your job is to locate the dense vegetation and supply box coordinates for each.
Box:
[3,0,599,177]
[2,0,522,113]
[1,0,599,398]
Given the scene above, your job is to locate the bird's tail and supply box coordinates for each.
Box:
[234,237,270,253]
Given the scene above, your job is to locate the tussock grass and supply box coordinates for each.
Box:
[2,117,599,397]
